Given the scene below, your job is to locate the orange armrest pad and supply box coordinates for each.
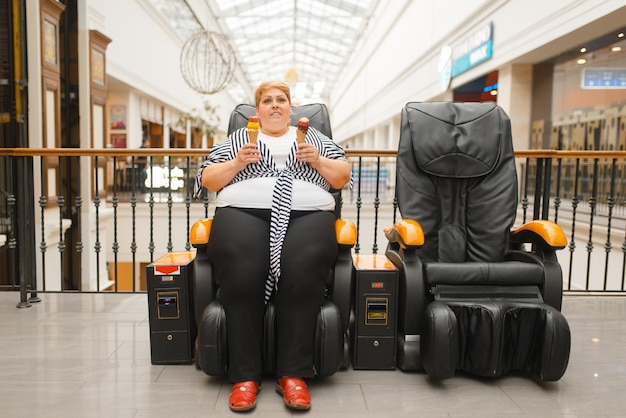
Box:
[384,219,425,248]
[190,218,355,247]
[510,219,567,249]
[190,218,212,246]
[336,218,357,246]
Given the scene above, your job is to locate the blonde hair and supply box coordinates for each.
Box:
[255,80,291,108]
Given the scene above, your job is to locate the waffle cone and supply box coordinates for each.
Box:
[296,129,306,144]
[248,129,258,144]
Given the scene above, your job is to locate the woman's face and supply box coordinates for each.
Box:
[257,87,291,136]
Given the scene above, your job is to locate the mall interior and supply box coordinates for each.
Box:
[1,0,626,416]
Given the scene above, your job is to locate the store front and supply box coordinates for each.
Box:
[453,70,499,103]
[547,28,626,151]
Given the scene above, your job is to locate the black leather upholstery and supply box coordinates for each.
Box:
[421,301,570,380]
[386,101,570,381]
[192,103,354,378]
[228,103,333,138]
[396,102,517,263]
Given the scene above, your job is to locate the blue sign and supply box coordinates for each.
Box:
[452,40,493,78]
[581,68,626,89]
[450,22,494,78]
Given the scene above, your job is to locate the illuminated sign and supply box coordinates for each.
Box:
[581,68,626,89]
[438,22,494,92]
[450,21,494,78]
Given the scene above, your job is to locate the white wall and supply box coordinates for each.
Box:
[331,0,490,142]
[331,0,626,145]
[87,0,237,132]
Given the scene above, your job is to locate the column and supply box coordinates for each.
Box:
[497,64,533,151]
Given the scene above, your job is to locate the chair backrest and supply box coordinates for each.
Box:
[395,101,518,263]
[227,103,333,138]
[227,102,342,218]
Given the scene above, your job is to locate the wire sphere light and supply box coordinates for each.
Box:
[180,31,236,94]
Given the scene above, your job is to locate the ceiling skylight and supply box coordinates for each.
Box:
[151,0,380,105]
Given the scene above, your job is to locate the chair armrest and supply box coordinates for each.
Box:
[191,217,353,248]
[384,219,425,249]
[384,219,428,343]
[336,218,356,247]
[510,220,567,250]
[189,218,215,324]
[509,220,566,311]
[190,218,213,247]
[332,218,356,332]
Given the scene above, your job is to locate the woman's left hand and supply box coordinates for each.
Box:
[296,143,320,165]
[296,142,351,189]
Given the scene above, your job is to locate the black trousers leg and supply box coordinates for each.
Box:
[275,210,337,378]
[207,207,269,383]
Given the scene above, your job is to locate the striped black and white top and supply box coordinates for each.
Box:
[193,126,348,303]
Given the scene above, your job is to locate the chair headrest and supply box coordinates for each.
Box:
[227,103,333,139]
[401,101,506,178]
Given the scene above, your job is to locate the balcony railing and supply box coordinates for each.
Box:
[2,148,626,308]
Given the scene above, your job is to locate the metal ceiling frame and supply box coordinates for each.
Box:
[152,0,380,104]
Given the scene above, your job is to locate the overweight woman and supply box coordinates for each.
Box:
[193,80,351,412]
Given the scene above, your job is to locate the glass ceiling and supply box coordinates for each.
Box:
[150,0,380,105]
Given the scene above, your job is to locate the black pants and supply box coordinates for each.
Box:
[207,206,338,383]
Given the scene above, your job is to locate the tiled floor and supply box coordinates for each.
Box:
[0,291,625,417]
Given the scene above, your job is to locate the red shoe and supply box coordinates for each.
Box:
[276,377,311,410]
[229,381,260,412]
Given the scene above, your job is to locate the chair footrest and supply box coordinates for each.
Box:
[195,299,345,378]
[421,300,571,381]
[195,300,228,378]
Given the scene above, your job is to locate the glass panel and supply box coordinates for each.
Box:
[150,0,380,104]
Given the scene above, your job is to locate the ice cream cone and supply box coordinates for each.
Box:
[248,129,258,144]
[247,115,259,144]
[296,129,306,144]
[296,117,309,144]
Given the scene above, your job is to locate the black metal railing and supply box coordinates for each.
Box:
[1,148,626,307]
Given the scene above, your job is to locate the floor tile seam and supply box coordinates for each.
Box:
[359,383,369,412]
[495,384,528,415]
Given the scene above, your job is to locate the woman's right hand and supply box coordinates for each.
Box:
[235,143,261,168]
[202,143,261,192]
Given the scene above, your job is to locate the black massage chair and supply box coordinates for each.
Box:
[189,103,356,378]
[384,101,571,380]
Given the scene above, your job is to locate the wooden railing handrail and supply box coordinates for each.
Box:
[0,148,210,157]
[3,148,626,159]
